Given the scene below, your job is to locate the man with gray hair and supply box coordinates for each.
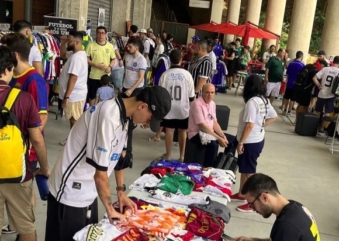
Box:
[188,40,212,96]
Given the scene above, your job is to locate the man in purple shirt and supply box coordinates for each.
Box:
[282,51,305,115]
[187,83,228,167]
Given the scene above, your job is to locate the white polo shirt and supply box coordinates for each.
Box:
[159,66,195,120]
[48,96,128,207]
[29,45,42,66]
[123,53,147,89]
[58,51,88,102]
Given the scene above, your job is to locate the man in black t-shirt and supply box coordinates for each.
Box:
[235,173,320,241]
[294,60,328,115]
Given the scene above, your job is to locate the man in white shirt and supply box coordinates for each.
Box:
[123,37,148,159]
[261,44,276,72]
[59,31,88,128]
[13,20,43,76]
[207,39,217,77]
[313,56,339,135]
[139,29,154,86]
[159,49,195,161]
[45,86,171,241]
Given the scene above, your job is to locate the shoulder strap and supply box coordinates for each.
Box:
[2,88,21,111]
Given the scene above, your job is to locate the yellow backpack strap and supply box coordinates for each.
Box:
[3,88,21,111]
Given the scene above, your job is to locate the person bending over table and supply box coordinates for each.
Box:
[187,83,228,167]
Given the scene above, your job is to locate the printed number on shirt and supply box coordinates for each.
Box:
[169,86,182,101]
[325,75,334,87]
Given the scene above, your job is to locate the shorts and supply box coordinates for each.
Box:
[312,86,320,98]
[88,78,102,100]
[294,91,311,106]
[45,194,98,241]
[283,88,295,101]
[111,68,124,89]
[315,97,335,113]
[237,139,265,173]
[266,82,281,97]
[64,100,85,120]
[240,64,247,71]
[0,180,35,235]
[161,118,189,129]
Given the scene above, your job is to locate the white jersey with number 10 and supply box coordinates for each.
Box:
[159,67,195,120]
[316,66,339,99]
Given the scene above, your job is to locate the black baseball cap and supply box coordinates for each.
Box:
[144,86,171,132]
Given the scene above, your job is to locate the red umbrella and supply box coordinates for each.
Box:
[190,21,237,32]
[215,22,280,46]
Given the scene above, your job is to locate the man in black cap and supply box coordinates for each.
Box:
[45,86,171,241]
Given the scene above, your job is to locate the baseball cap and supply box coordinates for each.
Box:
[147,28,153,33]
[138,29,147,34]
[145,86,171,132]
[191,35,200,42]
[317,50,326,56]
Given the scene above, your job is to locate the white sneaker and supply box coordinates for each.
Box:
[59,138,67,146]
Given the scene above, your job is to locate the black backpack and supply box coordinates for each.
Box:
[294,64,317,92]
[146,38,155,61]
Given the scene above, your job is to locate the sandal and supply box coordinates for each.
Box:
[148,136,161,142]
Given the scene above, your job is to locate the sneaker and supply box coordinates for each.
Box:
[286,111,291,116]
[317,131,326,137]
[230,193,246,202]
[236,203,254,213]
[2,225,16,234]
[59,138,67,146]
[232,84,235,88]
[282,110,286,115]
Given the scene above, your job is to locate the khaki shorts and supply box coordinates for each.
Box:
[64,100,85,120]
[0,180,36,235]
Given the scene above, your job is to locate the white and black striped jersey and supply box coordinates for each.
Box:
[48,96,128,208]
[188,55,212,87]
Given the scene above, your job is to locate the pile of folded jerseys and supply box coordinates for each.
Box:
[130,160,236,203]
[73,197,231,241]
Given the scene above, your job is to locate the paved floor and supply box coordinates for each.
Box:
[2,89,339,241]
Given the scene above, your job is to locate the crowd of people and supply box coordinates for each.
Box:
[0,19,325,241]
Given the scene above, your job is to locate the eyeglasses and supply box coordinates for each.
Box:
[248,192,268,209]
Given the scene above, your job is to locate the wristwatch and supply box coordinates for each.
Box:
[116,184,126,191]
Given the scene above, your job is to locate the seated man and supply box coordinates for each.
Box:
[235,173,320,241]
[187,83,228,167]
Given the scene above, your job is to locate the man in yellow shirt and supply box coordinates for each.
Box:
[86,26,116,106]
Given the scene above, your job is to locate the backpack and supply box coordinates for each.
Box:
[294,65,317,92]
[146,38,155,61]
[0,88,27,183]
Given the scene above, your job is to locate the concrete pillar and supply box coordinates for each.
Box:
[224,0,241,44]
[112,0,129,34]
[132,0,152,29]
[262,0,286,51]
[58,0,88,31]
[245,0,262,49]
[320,0,339,58]
[210,0,224,23]
[287,0,317,62]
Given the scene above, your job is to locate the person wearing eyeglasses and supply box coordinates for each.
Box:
[187,83,228,167]
[86,26,116,106]
[234,173,320,241]
[230,75,277,213]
